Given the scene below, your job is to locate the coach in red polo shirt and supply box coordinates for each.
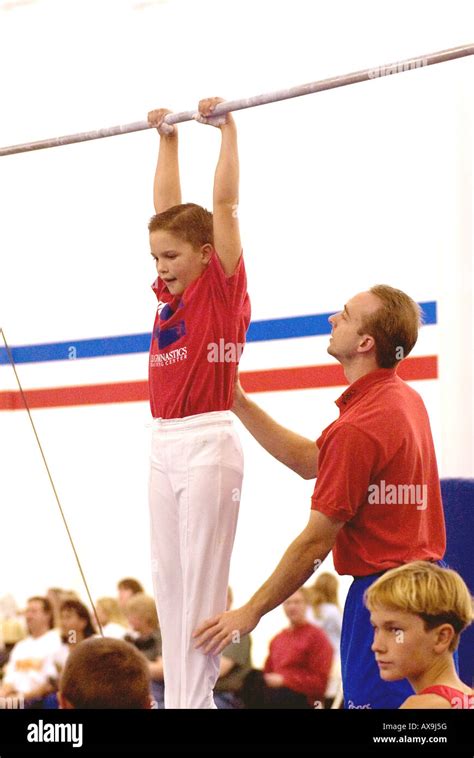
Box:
[193,285,446,708]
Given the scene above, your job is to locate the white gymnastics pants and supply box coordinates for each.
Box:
[149,411,243,709]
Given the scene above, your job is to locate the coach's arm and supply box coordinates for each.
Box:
[232,378,319,479]
[193,510,343,654]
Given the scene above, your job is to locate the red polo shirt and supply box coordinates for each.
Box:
[311,368,446,576]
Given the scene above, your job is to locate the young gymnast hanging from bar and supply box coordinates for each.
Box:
[146,99,250,709]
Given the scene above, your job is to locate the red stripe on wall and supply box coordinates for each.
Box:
[242,355,438,392]
[0,355,437,411]
[0,381,150,411]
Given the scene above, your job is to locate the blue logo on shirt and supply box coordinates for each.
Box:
[155,321,186,350]
[154,300,186,350]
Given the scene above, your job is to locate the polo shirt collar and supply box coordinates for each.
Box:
[336,367,397,411]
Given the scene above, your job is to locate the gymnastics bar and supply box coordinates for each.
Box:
[1,43,473,157]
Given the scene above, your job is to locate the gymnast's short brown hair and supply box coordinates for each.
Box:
[148,203,214,250]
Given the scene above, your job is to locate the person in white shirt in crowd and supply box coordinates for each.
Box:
[304,572,343,707]
[0,596,61,707]
[96,597,130,639]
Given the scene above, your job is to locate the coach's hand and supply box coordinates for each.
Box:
[193,604,260,655]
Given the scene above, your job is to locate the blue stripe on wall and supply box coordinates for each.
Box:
[0,301,437,365]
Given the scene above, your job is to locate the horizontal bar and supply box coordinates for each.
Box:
[1,45,472,157]
[0,302,436,365]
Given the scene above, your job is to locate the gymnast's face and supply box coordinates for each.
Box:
[327,291,380,364]
[370,606,445,684]
[150,230,212,296]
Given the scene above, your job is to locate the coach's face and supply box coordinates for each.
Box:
[327,291,380,363]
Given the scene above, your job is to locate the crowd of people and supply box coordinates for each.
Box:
[0,573,344,709]
[1,563,472,710]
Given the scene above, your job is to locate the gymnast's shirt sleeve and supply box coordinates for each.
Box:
[202,249,248,314]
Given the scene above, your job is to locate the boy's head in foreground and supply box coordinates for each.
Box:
[364,561,473,687]
[59,637,152,709]
[149,203,214,296]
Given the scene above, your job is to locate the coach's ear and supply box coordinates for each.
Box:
[58,691,74,709]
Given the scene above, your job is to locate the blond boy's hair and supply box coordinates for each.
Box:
[364,561,473,652]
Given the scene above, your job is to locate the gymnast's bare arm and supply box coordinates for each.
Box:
[232,377,319,479]
[195,97,241,277]
[147,108,182,214]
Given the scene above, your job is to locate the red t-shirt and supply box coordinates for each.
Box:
[311,368,446,576]
[264,623,333,704]
[149,251,250,419]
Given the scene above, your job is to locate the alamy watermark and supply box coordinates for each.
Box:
[451,694,474,709]
[27,719,83,748]
[207,339,244,363]
[368,480,427,510]
[0,693,24,709]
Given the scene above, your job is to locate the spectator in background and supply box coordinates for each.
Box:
[0,594,25,671]
[117,578,144,611]
[305,572,343,707]
[96,598,129,639]
[40,599,97,709]
[241,588,333,709]
[46,588,64,629]
[305,573,343,651]
[213,587,252,709]
[124,593,164,708]
[0,597,61,707]
[58,637,152,709]
[46,588,76,629]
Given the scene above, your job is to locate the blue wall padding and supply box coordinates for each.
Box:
[440,478,474,687]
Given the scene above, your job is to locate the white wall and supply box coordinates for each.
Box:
[0,0,472,666]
